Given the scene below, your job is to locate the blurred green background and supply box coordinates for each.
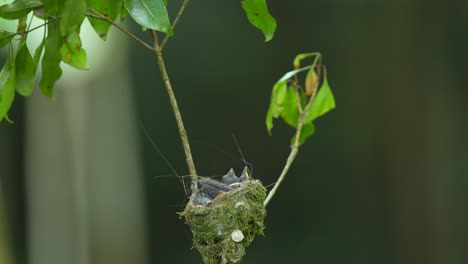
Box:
[1,0,468,263]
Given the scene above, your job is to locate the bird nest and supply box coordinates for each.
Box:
[180,168,266,264]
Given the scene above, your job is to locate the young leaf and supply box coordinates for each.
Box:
[60,31,89,70]
[0,0,43,20]
[290,123,315,145]
[0,53,16,122]
[0,31,14,48]
[87,0,122,39]
[293,52,318,69]
[304,69,335,123]
[39,21,63,98]
[241,0,277,42]
[15,39,35,96]
[305,68,318,96]
[60,0,86,35]
[124,0,173,35]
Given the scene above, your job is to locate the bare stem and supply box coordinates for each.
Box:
[150,30,198,180]
[86,12,154,52]
[160,0,190,50]
[263,115,304,207]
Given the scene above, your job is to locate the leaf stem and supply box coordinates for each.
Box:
[160,0,190,50]
[86,11,154,52]
[149,30,198,181]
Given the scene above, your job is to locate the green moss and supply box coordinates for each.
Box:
[180,180,267,264]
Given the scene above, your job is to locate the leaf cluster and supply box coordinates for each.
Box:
[0,0,277,122]
[266,53,335,144]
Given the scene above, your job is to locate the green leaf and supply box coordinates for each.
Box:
[119,0,129,21]
[293,52,318,69]
[265,81,286,134]
[163,0,168,6]
[0,30,14,48]
[0,52,16,122]
[304,68,335,123]
[39,21,63,98]
[280,87,299,127]
[124,0,173,35]
[290,123,315,145]
[0,0,43,20]
[60,0,86,35]
[15,38,35,96]
[33,37,45,71]
[60,31,89,70]
[42,0,60,16]
[241,0,277,42]
[266,66,311,134]
[87,0,122,39]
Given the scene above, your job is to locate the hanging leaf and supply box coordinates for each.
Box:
[15,38,36,96]
[39,21,63,98]
[0,51,16,122]
[0,0,43,20]
[60,0,86,35]
[0,31,14,48]
[304,68,335,123]
[241,0,276,42]
[60,31,89,70]
[280,87,299,127]
[266,66,310,134]
[33,37,46,71]
[265,81,286,134]
[124,0,173,35]
[87,0,122,39]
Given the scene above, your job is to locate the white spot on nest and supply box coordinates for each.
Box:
[235,201,246,208]
[231,230,244,242]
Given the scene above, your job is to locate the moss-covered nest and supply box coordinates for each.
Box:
[180,179,266,264]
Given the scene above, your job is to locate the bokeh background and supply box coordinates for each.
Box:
[1,0,468,263]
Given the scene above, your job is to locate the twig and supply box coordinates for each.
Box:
[86,12,154,52]
[2,18,56,39]
[264,63,323,207]
[263,114,304,207]
[160,0,190,50]
[150,30,198,181]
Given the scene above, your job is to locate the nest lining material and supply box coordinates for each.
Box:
[180,175,266,264]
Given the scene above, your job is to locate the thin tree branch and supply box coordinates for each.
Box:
[160,0,190,50]
[263,114,304,207]
[149,30,198,181]
[264,63,323,207]
[2,18,56,39]
[86,12,154,52]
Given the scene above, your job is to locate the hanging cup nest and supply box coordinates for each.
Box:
[180,167,267,264]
